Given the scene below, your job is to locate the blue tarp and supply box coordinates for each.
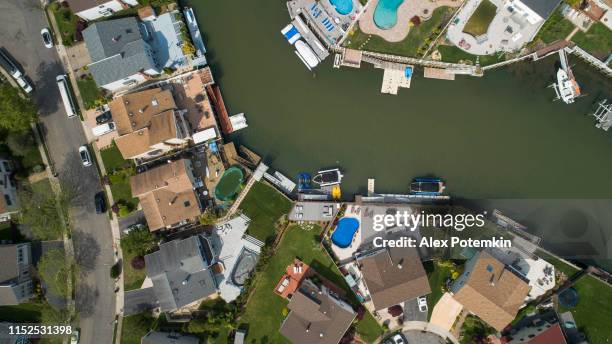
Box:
[283,26,299,41]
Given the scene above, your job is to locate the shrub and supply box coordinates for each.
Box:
[131,256,145,270]
[410,16,421,26]
[281,307,288,316]
[110,262,121,279]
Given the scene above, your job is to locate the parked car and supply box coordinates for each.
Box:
[92,122,116,137]
[15,76,33,94]
[94,192,106,214]
[123,223,145,235]
[0,48,22,79]
[95,111,112,124]
[70,329,79,344]
[41,28,53,48]
[79,145,92,167]
[384,333,406,344]
[418,296,428,312]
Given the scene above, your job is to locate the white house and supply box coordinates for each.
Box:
[68,0,139,21]
[505,0,561,25]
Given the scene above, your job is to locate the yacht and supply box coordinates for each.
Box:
[553,68,581,104]
[410,178,446,195]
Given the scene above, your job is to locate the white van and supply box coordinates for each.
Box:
[92,122,116,137]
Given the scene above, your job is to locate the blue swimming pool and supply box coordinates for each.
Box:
[374,0,404,30]
[331,217,360,248]
[329,0,353,15]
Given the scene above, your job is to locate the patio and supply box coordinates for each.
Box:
[447,0,544,55]
[359,0,462,42]
[274,259,346,299]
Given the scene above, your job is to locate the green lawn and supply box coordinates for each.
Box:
[238,225,383,343]
[76,76,104,110]
[344,7,451,57]
[424,260,454,320]
[123,249,146,291]
[436,45,504,66]
[533,7,575,44]
[572,22,612,60]
[109,169,139,216]
[239,182,292,243]
[0,301,44,322]
[462,0,497,37]
[100,142,132,173]
[559,275,612,344]
[50,3,79,46]
[535,249,580,278]
[121,313,157,344]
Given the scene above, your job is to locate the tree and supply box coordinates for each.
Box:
[0,84,37,133]
[18,185,65,240]
[120,227,158,256]
[38,249,74,298]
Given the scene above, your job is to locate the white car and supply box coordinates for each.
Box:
[418,296,428,312]
[392,334,405,344]
[16,76,33,94]
[79,145,92,167]
[70,329,79,344]
[41,28,54,48]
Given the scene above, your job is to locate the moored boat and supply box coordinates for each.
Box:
[312,168,343,187]
[410,177,446,195]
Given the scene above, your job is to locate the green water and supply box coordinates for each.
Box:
[215,167,244,201]
[188,1,612,267]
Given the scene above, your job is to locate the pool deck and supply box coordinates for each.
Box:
[358,0,462,42]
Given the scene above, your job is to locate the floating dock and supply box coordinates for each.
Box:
[381,65,413,95]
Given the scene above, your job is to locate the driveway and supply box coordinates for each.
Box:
[0,1,115,343]
[404,296,428,322]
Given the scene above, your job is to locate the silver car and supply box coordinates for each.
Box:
[79,145,92,167]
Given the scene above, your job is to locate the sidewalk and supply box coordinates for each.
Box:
[402,321,460,344]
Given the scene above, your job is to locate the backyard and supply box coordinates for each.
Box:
[239,181,292,243]
[571,22,612,60]
[559,274,612,344]
[238,224,383,343]
[535,249,580,278]
[344,7,451,57]
[436,44,504,65]
[533,7,575,44]
[462,0,497,37]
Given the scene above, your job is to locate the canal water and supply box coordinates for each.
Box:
[188,1,612,267]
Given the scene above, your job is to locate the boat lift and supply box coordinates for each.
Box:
[590,99,612,131]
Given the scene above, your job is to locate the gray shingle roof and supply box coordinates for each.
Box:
[145,235,218,312]
[83,17,158,86]
[521,0,560,19]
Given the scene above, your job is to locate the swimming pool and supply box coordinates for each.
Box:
[215,167,244,201]
[374,0,404,30]
[331,217,360,248]
[329,0,353,15]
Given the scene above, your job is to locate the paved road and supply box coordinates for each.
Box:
[0,1,115,343]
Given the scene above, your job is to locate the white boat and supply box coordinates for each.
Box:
[281,24,301,45]
[312,168,343,187]
[294,40,320,69]
[553,68,581,104]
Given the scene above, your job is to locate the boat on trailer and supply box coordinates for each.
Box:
[410,177,446,195]
[312,168,343,187]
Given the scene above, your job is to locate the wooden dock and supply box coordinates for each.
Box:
[424,67,456,80]
[206,84,233,134]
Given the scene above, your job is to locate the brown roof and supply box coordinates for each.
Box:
[525,323,567,344]
[130,159,201,231]
[110,88,176,136]
[357,247,431,310]
[280,281,356,344]
[114,110,178,158]
[453,251,530,331]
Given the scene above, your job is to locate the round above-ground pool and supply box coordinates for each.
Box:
[329,0,353,15]
[215,166,244,201]
[559,287,579,308]
[374,0,404,29]
[331,217,360,248]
